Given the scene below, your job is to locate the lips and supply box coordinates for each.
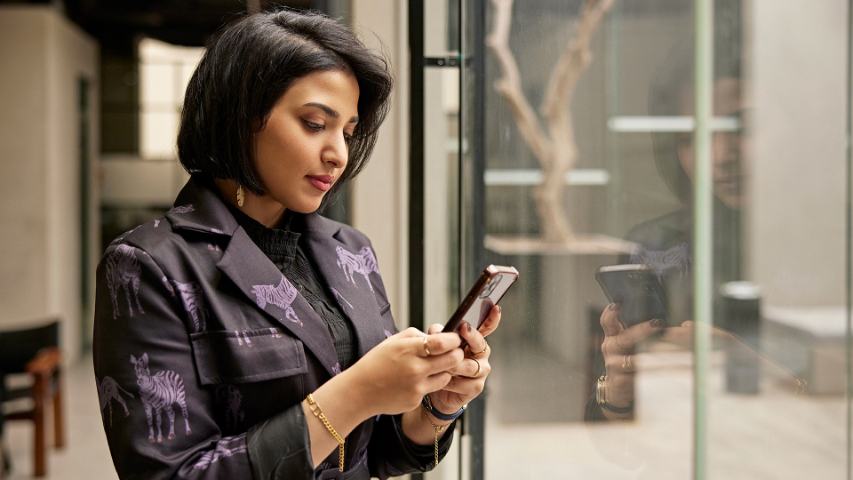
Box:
[307,175,334,192]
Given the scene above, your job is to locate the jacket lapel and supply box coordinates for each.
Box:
[302,214,387,357]
[217,226,340,377]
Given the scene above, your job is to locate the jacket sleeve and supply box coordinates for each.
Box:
[93,242,313,479]
[367,414,456,478]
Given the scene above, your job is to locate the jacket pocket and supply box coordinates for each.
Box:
[190,328,307,385]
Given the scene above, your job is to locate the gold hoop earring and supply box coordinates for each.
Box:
[236,184,245,207]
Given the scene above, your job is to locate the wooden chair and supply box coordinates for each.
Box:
[0,320,65,477]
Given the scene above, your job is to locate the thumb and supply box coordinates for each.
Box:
[428,323,443,335]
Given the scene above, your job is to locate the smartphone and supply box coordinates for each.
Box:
[595,264,669,327]
[442,265,519,334]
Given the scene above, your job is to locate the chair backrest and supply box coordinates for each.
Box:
[0,319,60,374]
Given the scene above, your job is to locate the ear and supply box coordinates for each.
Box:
[130,354,137,365]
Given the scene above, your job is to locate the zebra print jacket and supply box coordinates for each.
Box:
[93,178,453,479]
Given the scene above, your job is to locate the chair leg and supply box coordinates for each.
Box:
[53,372,65,449]
[33,375,48,477]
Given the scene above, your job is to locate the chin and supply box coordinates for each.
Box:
[289,198,324,214]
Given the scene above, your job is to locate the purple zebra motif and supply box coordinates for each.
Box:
[172,280,208,332]
[630,242,691,279]
[330,287,354,311]
[216,385,245,430]
[268,328,283,338]
[331,362,342,375]
[335,246,379,292]
[105,244,145,319]
[169,204,195,215]
[383,329,393,339]
[192,434,248,471]
[251,276,302,327]
[161,276,176,298]
[235,330,253,347]
[153,219,161,228]
[97,376,134,428]
[130,353,192,443]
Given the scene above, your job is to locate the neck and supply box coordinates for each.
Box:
[213,178,286,228]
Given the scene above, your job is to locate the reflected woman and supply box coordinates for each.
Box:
[588,40,746,420]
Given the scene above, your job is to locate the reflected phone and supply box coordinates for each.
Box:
[442,265,519,334]
[595,264,669,327]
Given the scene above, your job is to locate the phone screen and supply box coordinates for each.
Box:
[444,266,518,334]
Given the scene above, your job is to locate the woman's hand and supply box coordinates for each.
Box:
[343,327,465,417]
[426,304,501,414]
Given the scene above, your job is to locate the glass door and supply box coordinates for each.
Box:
[453,0,853,478]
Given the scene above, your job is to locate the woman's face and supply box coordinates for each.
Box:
[676,77,747,209]
[253,69,360,214]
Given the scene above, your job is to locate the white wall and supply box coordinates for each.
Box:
[0,6,99,361]
[748,0,848,308]
[350,0,410,326]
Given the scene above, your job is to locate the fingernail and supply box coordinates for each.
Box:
[650,319,663,328]
[497,305,502,314]
[607,303,616,311]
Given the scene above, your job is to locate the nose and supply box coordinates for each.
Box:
[322,134,348,170]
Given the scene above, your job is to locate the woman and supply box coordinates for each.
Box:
[93,9,498,479]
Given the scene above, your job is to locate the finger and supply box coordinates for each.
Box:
[478,305,502,337]
[448,357,490,378]
[613,319,664,351]
[600,304,624,337]
[423,371,453,393]
[422,349,465,375]
[428,323,443,335]
[404,332,462,357]
[459,322,488,357]
[396,327,426,339]
[440,376,485,396]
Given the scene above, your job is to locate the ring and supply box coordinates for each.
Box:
[471,358,481,377]
[422,336,432,356]
[470,343,489,358]
[621,355,634,372]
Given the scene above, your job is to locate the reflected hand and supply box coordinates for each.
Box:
[599,304,663,408]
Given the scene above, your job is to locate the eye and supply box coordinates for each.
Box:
[303,119,324,132]
[343,132,354,143]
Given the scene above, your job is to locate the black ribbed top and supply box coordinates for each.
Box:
[230,206,358,370]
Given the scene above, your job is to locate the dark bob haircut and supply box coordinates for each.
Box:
[177,9,393,203]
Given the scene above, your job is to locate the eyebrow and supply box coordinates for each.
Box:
[303,102,359,124]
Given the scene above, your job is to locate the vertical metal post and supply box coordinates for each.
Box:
[408,0,426,353]
[460,0,488,479]
[693,0,714,479]
[846,1,853,478]
[408,6,424,480]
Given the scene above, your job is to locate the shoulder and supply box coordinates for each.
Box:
[304,213,374,249]
[99,214,197,273]
[625,209,690,251]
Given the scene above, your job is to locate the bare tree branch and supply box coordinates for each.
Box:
[487,0,613,243]
[486,0,552,165]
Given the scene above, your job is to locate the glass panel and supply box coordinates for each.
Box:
[703,1,851,478]
[458,0,853,478]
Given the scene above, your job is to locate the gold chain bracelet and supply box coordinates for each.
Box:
[305,393,346,472]
[423,409,448,468]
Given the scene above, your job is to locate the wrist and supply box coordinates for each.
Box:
[421,394,466,422]
[319,368,377,422]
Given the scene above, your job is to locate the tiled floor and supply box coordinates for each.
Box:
[5,355,116,480]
